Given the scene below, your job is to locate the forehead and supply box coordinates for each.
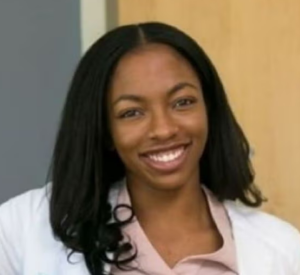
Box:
[115,43,189,69]
[109,43,200,94]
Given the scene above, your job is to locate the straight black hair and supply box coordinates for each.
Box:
[48,22,264,274]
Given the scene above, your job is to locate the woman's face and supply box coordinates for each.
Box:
[107,43,208,191]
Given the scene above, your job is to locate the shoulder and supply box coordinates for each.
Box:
[0,184,50,225]
[0,184,51,273]
[225,201,300,272]
[0,183,51,241]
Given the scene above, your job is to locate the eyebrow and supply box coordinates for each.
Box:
[112,82,198,107]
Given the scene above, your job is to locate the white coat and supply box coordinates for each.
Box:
[0,183,300,275]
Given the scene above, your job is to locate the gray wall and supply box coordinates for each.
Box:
[0,1,81,203]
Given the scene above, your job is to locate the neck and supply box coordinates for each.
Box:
[126,177,212,232]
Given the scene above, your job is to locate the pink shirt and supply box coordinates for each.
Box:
[111,184,238,274]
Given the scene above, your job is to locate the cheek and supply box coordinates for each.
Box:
[110,122,144,155]
[179,110,208,137]
[197,115,208,141]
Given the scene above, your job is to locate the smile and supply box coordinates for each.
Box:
[141,144,190,173]
[147,147,184,163]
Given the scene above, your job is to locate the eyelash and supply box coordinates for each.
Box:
[173,97,197,108]
[119,109,143,119]
[118,97,197,119]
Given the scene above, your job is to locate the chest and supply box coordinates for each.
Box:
[144,228,223,268]
[23,220,287,275]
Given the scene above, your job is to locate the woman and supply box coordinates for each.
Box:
[0,22,299,275]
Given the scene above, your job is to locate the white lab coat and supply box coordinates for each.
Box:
[0,183,300,275]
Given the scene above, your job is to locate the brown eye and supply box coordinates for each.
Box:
[173,97,196,109]
[119,109,143,119]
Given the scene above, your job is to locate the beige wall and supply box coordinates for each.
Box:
[80,0,107,53]
[117,0,300,229]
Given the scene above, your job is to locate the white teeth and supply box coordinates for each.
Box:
[148,147,184,163]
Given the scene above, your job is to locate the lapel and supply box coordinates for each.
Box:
[224,202,274,275]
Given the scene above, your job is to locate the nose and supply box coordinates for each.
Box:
[148,109,179,141]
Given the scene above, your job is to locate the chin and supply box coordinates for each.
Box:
[146,173,192,192]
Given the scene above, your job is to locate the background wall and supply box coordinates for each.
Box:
[80,0,108,53]
[116,0,300,229]
[0,1,81,202]
[1,0,299,231]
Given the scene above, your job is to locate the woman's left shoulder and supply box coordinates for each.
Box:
[224,201,300,274]
[225,201,297,231]
[225,201,300,255]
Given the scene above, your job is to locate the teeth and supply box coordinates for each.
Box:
[148,147,184,163]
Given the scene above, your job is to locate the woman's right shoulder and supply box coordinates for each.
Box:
[0,184,52,274]
[0,183,51,223]
[0,183,52,242]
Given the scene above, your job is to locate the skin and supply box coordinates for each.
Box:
[107,43,222,267]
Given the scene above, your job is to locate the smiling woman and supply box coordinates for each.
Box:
[107,43,208,192]
[0,22,300,275]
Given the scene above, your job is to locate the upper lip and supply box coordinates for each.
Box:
[140,142,191,156]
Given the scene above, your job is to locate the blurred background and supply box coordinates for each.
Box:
[0,0,299,230]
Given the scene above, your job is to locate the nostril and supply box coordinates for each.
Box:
[148,125,179,140]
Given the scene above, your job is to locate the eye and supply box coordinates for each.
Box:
[119,109,143,119]
[173,97,196,109]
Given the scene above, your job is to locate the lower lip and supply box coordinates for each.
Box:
[141,145,190,174]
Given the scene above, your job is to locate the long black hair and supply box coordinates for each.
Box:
[48,22,264,274]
